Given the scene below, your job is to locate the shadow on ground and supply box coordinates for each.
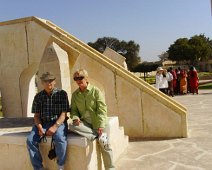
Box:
[0,117,33,128]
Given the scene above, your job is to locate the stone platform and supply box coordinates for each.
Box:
[0,117,128,170]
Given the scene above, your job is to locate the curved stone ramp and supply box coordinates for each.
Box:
[0,16,187,138]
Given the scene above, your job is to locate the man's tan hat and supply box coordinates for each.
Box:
[40,72,56,81]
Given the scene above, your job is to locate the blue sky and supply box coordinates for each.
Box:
[0,0,211,61]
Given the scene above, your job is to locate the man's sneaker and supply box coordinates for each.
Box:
[58,165,64,170]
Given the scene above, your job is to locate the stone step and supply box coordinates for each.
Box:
[106,116,120,133]
[109,126,128,161]
[108,126,125,140]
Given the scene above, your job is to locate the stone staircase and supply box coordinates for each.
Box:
[0,117,128,170]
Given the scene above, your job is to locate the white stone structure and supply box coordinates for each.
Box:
[103,47,128,70]
[0,17,187,138]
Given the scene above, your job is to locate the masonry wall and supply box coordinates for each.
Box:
[70,53,185,137]
[0,17,187,138]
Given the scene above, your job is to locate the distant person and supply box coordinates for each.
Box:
[169,67,177,94]
[69,69,115,170]
[155,67,163,90]
[176,67,181,94]
[189,66,199,94]
[26,72,69,170]
[167,68,174,97]
[180,69,187,94]
[155,67,168,94]
[187,68,191,93]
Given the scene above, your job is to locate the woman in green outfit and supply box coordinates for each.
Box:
[69,69,115,170]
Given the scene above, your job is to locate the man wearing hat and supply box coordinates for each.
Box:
[26,72,69,170]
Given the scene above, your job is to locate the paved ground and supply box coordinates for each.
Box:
[116,90,212,170]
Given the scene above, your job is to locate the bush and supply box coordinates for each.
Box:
[140,76,156,84]
[199,83,212,89]
[198,72,212,77]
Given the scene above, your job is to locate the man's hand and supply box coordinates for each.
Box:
[73,118,81,126]
[97,128,103,136]
[37,124,45,137]
[46,125,57,136]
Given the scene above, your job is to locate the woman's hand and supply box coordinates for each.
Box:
[97,128,103,136]
[73,118,81,126]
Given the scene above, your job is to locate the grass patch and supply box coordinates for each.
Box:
[198,72,212,77]
[198,72,212,80]
[140,76,155,84]
[199,83,212,90]
[145,77,155,84]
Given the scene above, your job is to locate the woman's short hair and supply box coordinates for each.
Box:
[73,69,88,78]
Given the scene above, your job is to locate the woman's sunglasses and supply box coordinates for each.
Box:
[74,76,84,81]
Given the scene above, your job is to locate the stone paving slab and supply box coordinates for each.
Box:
[116,90,212,170]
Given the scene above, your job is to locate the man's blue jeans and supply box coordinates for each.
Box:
[26,122,68,170]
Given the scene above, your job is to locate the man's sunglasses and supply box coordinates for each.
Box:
[74,76,84,81]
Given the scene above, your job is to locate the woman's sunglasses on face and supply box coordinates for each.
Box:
[74,76,84,81]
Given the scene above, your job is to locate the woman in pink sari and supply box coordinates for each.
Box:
[189,66,199,94]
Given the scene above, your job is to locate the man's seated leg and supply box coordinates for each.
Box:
[53,123,68,169]
[26,125,44,170]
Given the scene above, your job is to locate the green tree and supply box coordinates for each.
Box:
[167,38,190,62]
[88,37,140,71]
[133,62,160,80]
[188,34,212,64]
[210,40,212,59]
[167,34,212,65]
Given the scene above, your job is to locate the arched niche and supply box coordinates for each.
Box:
[38,42,71,101]
[19,64,39,117]
[19,41,71,117]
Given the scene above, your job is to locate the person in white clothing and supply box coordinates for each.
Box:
[155,67,168,94]
[167,68,174,96]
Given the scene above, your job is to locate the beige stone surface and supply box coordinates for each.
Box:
[0,134,100,170]
[116,75,143,137]
[0,23,28,117]
[0,16,187,138]
[116,90,212,170]
[0,117,128,170]
[142,92,182,137]
[103,47,128,69]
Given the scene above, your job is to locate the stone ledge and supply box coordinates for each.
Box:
[0,117,128,170]
[0,132,89,148]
